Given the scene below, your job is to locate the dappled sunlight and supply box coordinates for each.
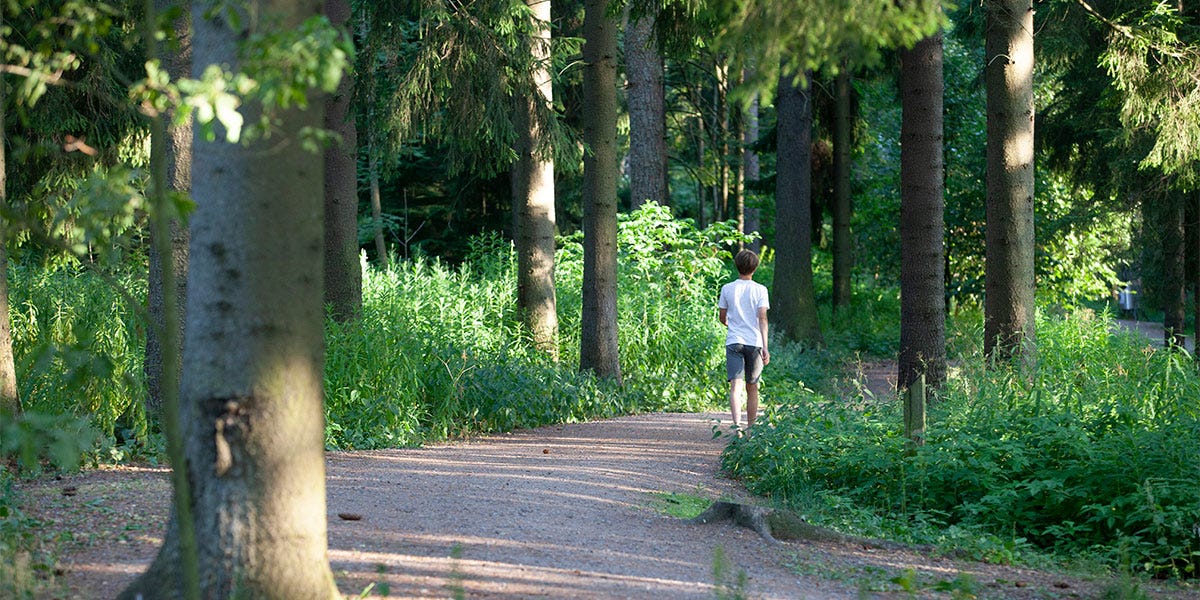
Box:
[328,531,727,599]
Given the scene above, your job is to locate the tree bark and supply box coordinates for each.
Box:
[831,68,853,312]
[696,113,707,228]
[122,2,340,598]
[145,0,191,420]
[715,61,729,222]
[513,0,559,358]
[743,84,761,253]
[1163,193,1187,348]
[323,0,362,323]
[623,1,666,209]
[0,23,18,415]
[984,0,1036,363]
[369,151,388,267]
[772,71,823,346]
[1194,190,1199,358]
[899,33,947,390]
[579,0,621,381]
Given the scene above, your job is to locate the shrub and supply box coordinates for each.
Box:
[724,309,1200,577]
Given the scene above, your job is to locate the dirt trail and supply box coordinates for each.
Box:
[23,413,851,599]
[18,412,1193,599]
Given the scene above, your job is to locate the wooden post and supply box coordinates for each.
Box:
[904,373,926,447]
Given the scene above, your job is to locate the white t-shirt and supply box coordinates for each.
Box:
[717,278,770,347]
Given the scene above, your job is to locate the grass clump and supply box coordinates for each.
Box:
[724,307,1200,579]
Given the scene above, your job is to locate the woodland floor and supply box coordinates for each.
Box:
[11,319,1198,599]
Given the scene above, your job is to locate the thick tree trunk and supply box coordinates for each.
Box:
[898,33,947,390]
[513,0,559,358]
[623,2,666,209]
[322,0,362,323]
[1163,194,1187,348]
[579,0,621,381]
[145,0,191,419]
[984,0,1036,362]
[743,85,761,253]
[831,68,853,312]
[0,43,18,416]
[772,71,823,346]
[121,2,340,598]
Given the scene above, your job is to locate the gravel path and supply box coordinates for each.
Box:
[24,413,850,599]
[21,411,1196,599]
[323,412,844,599]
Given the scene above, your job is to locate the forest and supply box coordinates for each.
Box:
[1,0,1199,598]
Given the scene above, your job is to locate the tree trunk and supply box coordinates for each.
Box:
[0,29,18,416]
[323,0,362,323]
[145,0,191,419]
[832,68,853,312]
[743,84,761,253]
[715,62,729,221]
[121,2,340,598]
[369,151,388,268]
[513,0,559,358]
[984,0,1036,362]
[899,33,947,390]
[772,71,823,346]
[579,0,621,381]
[697,113,706,228]
[734,112,745,245]
[623,2,666,209]
[1163,193,1187,348]
[1194,190,1199,358]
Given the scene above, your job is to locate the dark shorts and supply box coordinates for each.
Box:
[725,343,764,384]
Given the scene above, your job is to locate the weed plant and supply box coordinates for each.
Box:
[3,204,739,457]
[724,307,1200,578]
[324,203,739,448]
[6,260,140,463]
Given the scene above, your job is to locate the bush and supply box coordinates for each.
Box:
[724,309,1200,577]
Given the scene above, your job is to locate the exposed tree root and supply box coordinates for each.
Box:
[688,501,929,552]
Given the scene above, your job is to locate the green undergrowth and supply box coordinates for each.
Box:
[323,203,741,448]
[724,307,1200,582]
[0,203,739,458]
[7,261,143,465]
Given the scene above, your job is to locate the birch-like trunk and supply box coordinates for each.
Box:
[513,0,559,357]
[0,21,18,415]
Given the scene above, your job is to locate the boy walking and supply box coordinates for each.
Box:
[717,249,770,433]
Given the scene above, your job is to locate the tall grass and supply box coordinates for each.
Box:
[7,260,142,460]
[324,204,739,448]
[724,307,1200,578]
[1,204,741,456]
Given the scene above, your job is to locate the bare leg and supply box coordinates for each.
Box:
[728,379,745,427]
[746,382,760,428]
